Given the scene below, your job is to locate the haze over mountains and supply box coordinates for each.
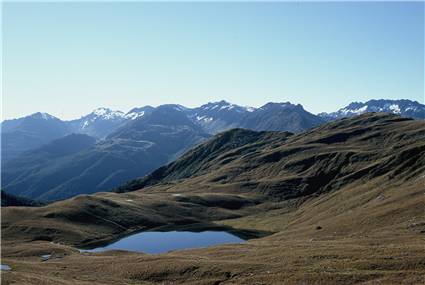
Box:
[1,99,424,201]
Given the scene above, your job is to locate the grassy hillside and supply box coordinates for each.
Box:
[2,113,424,285]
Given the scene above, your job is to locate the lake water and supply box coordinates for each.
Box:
[80,231,245,254]
[1,264,11,271]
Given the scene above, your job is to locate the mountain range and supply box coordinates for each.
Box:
[2,112,424,284]
[2,106,209,201]
[318,99,425,121]
[1,99,424,201]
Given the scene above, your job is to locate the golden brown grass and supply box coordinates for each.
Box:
[2,114,425,284]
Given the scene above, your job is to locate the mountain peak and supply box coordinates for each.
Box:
[29,112,58,120]
[260,102,302,110]
[90,108,125,119]
[199,100,254,113]
[157,104,189,112]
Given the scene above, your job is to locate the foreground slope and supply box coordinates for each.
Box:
[2,113,425,285]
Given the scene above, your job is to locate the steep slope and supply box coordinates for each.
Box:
[108,104,210,161]
[1,134,97,199]
[319,99,425,121]
[186,101,323,134]
[118,113,424,200]
[68,107,127,138]
[188,100,255,134]
[1,112,72,161]
[2,107,210,201]
[117,128,291,192]
[239,102,324,133]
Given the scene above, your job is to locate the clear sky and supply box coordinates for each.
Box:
[2,1,424,120]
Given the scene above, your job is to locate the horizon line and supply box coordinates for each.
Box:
[2,97,422,122]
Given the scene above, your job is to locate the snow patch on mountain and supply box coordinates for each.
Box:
[340,105,367,115]
[92,108,125,120]
[389,104,401,114]
[30,112,58,121]
[125,111,145,120]
[196,116,213,123]
[319,99,424,120]
[199,101,255,114]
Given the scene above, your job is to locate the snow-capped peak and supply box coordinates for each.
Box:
[30,112,57,120]
[91,108,125,120]
[320,99,425,120]
[200,100,253,113]
[77,108,125,130]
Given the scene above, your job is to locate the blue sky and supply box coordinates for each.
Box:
[2,2,424,120]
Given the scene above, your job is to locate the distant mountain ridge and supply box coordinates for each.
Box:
[1,112,72,161]
[68,107,127,138]
[2,98,423,201]
[239,102,324,133]
[318,99,425,121]
[2,108,209,201]
[1,100,325,161]
[2,99,422,164]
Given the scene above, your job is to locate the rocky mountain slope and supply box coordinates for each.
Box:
[1,108,209,201]
[68,108,128,138]
[187,100,255,134]
[239,102,324,133]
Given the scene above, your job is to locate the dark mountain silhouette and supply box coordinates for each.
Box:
[1,190,43,207]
